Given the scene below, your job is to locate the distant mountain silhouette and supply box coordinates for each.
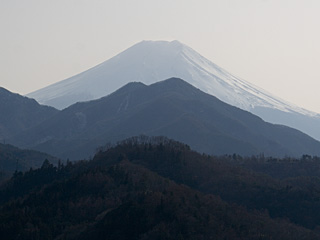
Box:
[0,87,58,142]
[11,78,320,160]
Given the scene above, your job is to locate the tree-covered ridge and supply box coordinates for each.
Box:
[223,153,320,179]
[1,136,320,239]
[0,143,58,182]
[93,137,320,229]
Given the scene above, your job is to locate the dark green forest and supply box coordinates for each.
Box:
[1,136,320,239]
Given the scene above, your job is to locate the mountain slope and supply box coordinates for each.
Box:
[14,78,320,160]
[93,137,320,230]
[0,87,58,141]
[1,138,319,239]
[0,143,58,181]
[26,40,320,140]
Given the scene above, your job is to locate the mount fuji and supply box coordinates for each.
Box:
[27,40,320,140]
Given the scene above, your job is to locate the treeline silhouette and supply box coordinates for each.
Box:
[0,143,58,183]
[1,136,320,239]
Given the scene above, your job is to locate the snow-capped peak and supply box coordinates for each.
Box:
[27,40,319,118]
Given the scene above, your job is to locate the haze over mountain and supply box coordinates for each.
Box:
[13,78,320,160]
[0,87,58,141]
[27,40,320,140]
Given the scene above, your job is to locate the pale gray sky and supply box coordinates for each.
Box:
[1,0,320,112]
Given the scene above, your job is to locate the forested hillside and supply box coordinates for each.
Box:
[0,143,58,182]
[1,136,320,239]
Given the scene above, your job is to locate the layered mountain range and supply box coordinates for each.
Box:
[3,40,320,239]
[3,78,320,160]
[27,40,320,140]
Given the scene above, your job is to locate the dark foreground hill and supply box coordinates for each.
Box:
[10,78,320,160]
[1,137,319,239]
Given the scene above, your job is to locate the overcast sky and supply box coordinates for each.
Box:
[1,0,320,113]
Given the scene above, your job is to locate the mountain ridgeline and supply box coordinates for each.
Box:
[7,78,320,160]
[26,40,320,141]
[0,87,58,141]
[2,40,320,239]
[2,137,320,239]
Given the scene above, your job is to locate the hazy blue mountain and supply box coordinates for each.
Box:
[0,87,58,142]
[13,78,320,160]
[27,40,320,140]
